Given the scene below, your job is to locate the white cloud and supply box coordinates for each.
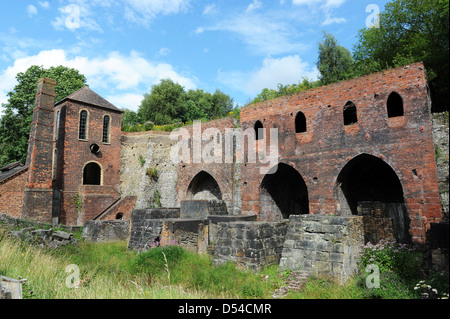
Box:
[52,2,102,32]
[203,4,217,15]
[0,49,197,114]
[218,55,319,97]
[158,47,171,56]
[246,0,263,13]
[39,1,50,9]
[292,0,346,25]
[106,93,143,112]
[26,5,38,18]
[322,14,346,26]
[198,13,306,56]
[292,0,345,8]
[123,0,191,26]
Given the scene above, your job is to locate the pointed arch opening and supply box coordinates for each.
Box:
[336,154,410,242]
[187,171,222,200]
[259,163,309,220]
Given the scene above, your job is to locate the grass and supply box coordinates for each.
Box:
[1,227,448,299]
[0,229,285,299]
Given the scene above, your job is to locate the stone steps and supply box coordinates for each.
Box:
[272,270,310,299]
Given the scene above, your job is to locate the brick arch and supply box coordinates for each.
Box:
[259,162,309,220]
[82,161,103,185]
[186,170,222,201]
[335,153,410,242]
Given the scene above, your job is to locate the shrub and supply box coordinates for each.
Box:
[358,239,422,281]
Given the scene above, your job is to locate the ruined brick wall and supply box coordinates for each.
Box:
[21,78,56,223]
[0,169,28,218]
[54,100,122,225]
[240,62,441,244]
[176,117,242,215]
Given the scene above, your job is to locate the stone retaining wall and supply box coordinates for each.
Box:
[212,221,289,272]
[82,220,130,242]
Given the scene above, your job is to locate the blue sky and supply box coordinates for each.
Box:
[0,0,391,115]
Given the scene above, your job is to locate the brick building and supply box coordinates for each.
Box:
[179,62,442,244]
[18,78,135,226]
[0,62,444,244]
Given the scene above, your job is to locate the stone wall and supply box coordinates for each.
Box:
[180,200,228,219]
[120,131,178,210]
[82,220,130,242]
[127,208,180,251]
[432,112,449,220]
[212,221,288,272]
[278,214,396,284]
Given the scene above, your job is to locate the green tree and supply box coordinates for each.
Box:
[317,32,354,85]
[137,79,186,125]
[211,90,234,118]
[353,0,449,111]
[0,65,87,167]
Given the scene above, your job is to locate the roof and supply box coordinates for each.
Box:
[0,162,28,184]
[55,86,122,113]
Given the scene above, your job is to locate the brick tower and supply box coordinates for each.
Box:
[21,77,56,223]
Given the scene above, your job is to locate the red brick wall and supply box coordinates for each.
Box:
[54,100,123,225]
[0,169,28,218]
[176,117,240,214]
[22,78,56,223]
[239,62,441,243]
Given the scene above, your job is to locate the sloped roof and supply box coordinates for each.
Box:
[0,162,28,184]
[55,86,122,113]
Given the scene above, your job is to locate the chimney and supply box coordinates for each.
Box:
[22,78,56,223]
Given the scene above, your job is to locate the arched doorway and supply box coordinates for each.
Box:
[259,163,309,220]
[336,153,410,242]
[187,171,222,200]
[83,162,101,185]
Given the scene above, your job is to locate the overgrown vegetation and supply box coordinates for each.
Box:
[248,0,449,111]
[1,226,447,299]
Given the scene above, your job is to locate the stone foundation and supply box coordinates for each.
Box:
[212,221,288,272]
[278,214,396,283]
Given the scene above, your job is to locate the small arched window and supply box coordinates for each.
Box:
[387,92,404,118]
[254,120,264,140]
[79,110,88,140]
[343,101,358,126]
[55,110,60,140]
[102,115,111,143]
[83,162,101,185]
[295,111,307,133]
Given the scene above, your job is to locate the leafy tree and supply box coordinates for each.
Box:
[249,78,321,104]
[138,79,236,124]
[138,79,186,125]
[317,32,354,85]
[0,65,87,167]
[353,0,449,111]
[211,89,235,118]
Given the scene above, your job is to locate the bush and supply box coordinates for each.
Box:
[359,239,422,281]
